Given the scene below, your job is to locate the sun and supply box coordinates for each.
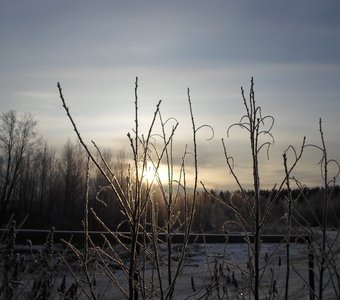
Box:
[144,165,156,183]
[143,164,169,184]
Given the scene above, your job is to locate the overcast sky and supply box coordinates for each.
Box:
[1,0,340,190]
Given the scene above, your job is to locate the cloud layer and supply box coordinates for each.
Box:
[1,0,339,189]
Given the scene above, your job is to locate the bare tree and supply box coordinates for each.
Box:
[32,142,58,225]
[0,110,38,220]
[58,139,87,227]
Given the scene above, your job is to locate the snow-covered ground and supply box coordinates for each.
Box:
[3,232,339,299]
[87,240,338,299]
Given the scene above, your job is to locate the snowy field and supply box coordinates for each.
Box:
[94,242,337,299]
[3,232,339,299]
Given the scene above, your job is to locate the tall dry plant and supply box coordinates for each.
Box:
[57,78,208,299]
[287,119,340,300]
[202,78,306,299]
[282,139,306,300]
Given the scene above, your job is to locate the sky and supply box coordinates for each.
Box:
[1,0,340,190]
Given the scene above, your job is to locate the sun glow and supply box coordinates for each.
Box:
[143,164,169,185]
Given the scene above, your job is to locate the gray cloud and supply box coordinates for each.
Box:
[1,0,339,190]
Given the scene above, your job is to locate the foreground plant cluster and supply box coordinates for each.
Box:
[1,78,340,299]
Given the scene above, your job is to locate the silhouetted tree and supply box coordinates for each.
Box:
[32,142,58,226]
[58,139,86,228]
[0,110,38,221]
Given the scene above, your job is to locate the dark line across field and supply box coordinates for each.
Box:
[0,229,308,246]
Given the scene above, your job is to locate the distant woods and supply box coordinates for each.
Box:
[0,110,340,231]
[0,109,129,229]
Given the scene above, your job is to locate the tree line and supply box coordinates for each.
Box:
[0,110,125,229]
[1,110,339,231]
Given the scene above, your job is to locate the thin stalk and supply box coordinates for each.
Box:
[57,82,130,219]
[166,88,199,299]
[283,152,292,300]
[319,118,328,300]
[245,78,261,300]
[130,78,140,300]
[84,156,90,263]
[225,78,278,299]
